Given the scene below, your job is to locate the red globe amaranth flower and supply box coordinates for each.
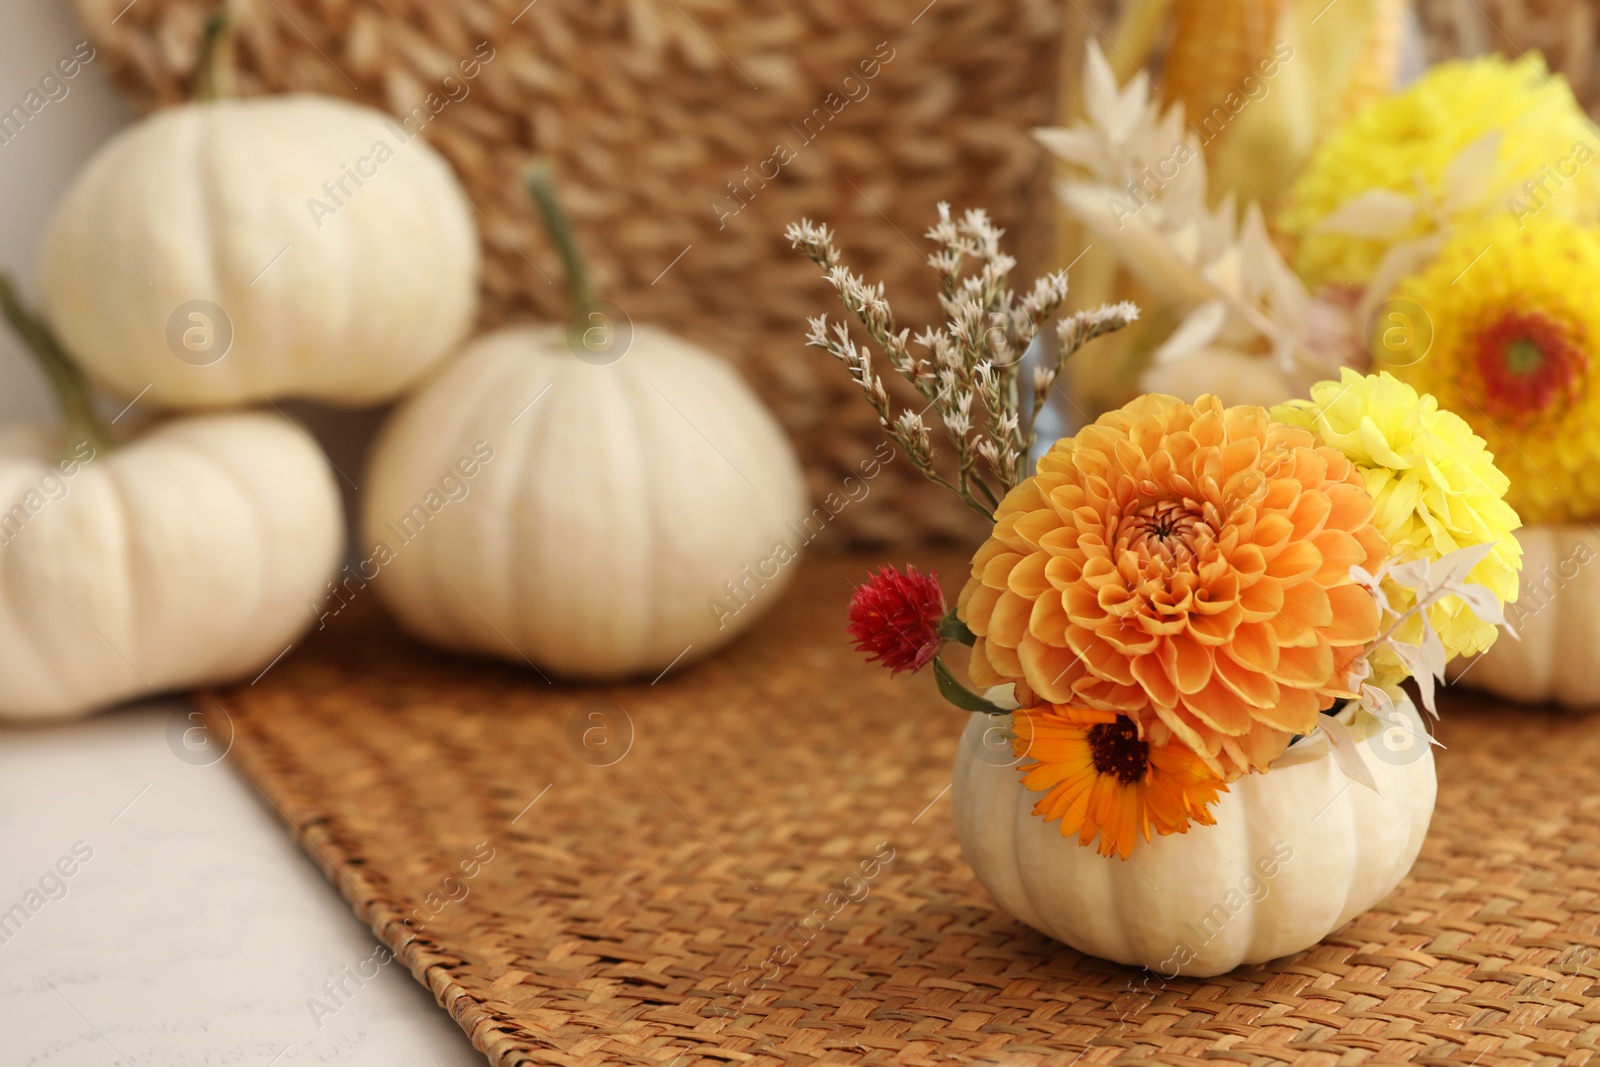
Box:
[848,565,946,675]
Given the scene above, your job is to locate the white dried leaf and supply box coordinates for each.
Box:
[1313,189,1420,238]
[1450,582,1507,627]
[1152,301,1227,365]
[1081,42,1147,144]
[1319,715,1381,794]
[1360,683,1394,718]
[1432,541,1496,589]
[1387,640,1441,717]
[1349,563,1392,616]
[1357,231,1449,326]
[1443,132,1503,215]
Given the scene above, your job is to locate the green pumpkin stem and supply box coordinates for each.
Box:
[192,6,237,102]
[523,160,599,316]
[0,274,112,456]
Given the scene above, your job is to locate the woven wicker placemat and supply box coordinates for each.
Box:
[202,551,1600,1067]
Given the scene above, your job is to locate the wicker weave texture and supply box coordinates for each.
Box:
[73,0,1076,545]
[1416,0,1600,114]
[203,552,1600,1067]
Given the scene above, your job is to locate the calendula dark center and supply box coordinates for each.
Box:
[1088,717,1149,785]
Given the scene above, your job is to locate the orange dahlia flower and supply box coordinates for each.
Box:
[959,394,1388,779]
[1015,703,1226,860]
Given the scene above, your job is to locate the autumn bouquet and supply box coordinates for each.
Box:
[788,207,1521,976]
[1045,40,1598,706]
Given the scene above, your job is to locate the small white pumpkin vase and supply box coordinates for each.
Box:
[0,279,343,719]
[35,14,478,409]
[362,164,807,679]
[1450,524,1600,707]
[952,695,1436,977]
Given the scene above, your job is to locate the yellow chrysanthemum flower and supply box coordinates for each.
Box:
[1284,53,1600,287]
[1390,214,1600,525]
[1272,370,1522,678]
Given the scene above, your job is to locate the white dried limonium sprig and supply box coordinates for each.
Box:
[786,207,1138,520]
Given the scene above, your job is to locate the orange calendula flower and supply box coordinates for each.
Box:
[959,394,1389,780]
[1014,704,1226,860]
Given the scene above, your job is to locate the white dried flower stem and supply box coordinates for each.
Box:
[787,213,1139,518]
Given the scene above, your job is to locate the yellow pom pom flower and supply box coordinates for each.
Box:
[1388,214,1600,525]
[1284,54,1600,287]
[1272,370,1522,678]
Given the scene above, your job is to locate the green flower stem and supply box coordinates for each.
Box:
[938,613,976,647]
[192,6,237,102]
[0,274,111,457]
[523,159,599,317]
[933,656,1009,715]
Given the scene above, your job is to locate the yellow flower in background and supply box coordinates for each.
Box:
[1283,54,1600,287]
[1389,215,1600,525]
[1273,371,1522,680]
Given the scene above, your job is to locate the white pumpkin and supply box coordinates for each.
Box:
[362,164,807,678]
[36,90,479,407]
[1451,524,1600,706]
[952,697,1436,977]
[0,412,343,719]
[361,323,808,678]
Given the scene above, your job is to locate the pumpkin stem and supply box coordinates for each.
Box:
[192,5,238,102]
[0,274,112,457]
[524,160,600,315]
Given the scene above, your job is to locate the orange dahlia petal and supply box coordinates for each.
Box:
[1130,653,1180,709]
[1181,677,1256,736]
[1007,551,1051,598]
[1324,583,1383,644]
[968,638,1008,688]
[1288,488,1333,541]
[1213,652,1281,709]
[1275,582,1333,642]
[982,551,1025,589]
[1159,632,1214,695]
[1265,539,1323,582]
[956,394,1389,782]
[1227,621,1279,673]
[1268,643,1333,687]
[1250,684,1321,735]
[1310,528,1366,585]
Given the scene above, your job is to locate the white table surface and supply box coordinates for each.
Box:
[0,702,485,1067]
[1,6,481,1060]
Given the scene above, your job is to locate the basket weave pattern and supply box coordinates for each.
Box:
[204,552,1600,1067]
[74,0,1075,545]
[1416,0,1600,115]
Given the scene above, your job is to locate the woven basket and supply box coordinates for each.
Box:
[72,0,1079,545]
[1416,0,1600,114]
